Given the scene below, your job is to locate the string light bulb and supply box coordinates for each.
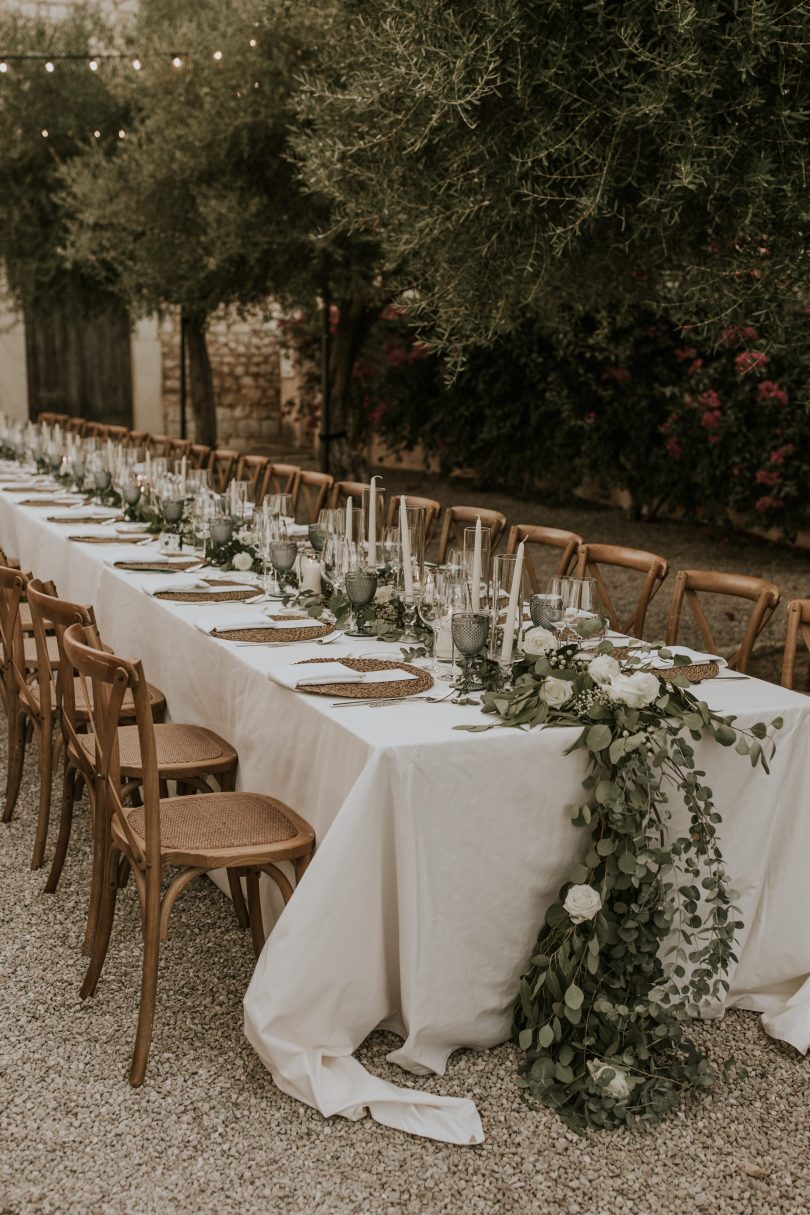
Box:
[45,61,55,72]
[131,57,142,70]
[172,55,183,68]
[93,129,101,138]
[88,58,98,71]
[249,38,257,47]
[41,128,48,137]
[213,49,223,61]
[118,129,126,139]
[0,61,7,73]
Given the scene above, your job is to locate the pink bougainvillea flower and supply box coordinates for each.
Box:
[674,346,697,362]
[758,380,789,406]
[755,495,784,512]
[601,366,631,383]
[700,409,721,430]
[688,358,704,375]
[665,438,682,460]
[698,389,721,411]
[707,434,722,445]
[735,350,768,375]
[755,469,781,486]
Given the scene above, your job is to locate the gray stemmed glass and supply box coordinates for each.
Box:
[269,539,298,598]
[530,593,563,631]
[308,523,327,553]
[345,568,378,636]
[451,611,490,696]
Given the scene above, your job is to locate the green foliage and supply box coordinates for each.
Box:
[456,643,782,1131]
[298,0,810,357]
[0,4,126,311]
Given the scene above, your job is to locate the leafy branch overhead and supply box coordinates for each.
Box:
[297,0,810,355]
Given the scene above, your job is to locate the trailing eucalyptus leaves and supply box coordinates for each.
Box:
[458,641,781,1131]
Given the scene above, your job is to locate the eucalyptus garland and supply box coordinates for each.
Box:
[458,635,782,1131]
[300,581,432,646]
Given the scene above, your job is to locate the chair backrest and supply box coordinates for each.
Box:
[26,579,99,751]
[437,506,507,564]
[385,494,442,543]
[0,565,27,695]
[148,434,173,457]
[62,622,160,874]
[37,411,70,427]
[575,543,669,639]
[781,599,810,690]
[168,438,192,460]
[506,524,582,592]
[297,470,333,523]
[189,443,212,470]
[260,462,301,506]
[66,417,87,435]
[209,449,239,493]
[103,424,129,442]
[127,430,148,449]
[330,480,368,510]
[665,568,780,672]
[237,454,271,503]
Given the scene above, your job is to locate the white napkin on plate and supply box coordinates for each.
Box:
[196,613,277,634]
[627,644,727,670]
[267,663,418,690]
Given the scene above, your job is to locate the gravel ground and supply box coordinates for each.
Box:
[3,722,810,1213]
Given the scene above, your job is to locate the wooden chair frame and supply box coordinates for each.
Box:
[296,470,333,523]
[385,495,441,544]
[258,462,302,509]
[209,449,240,493]
[189,444,212,471]
[575,543,669,639]
[329,480,370,510]
[506,524,582,592]
[63,622,314,1086]
[236,455,271,504]
[437,507,507,564]
[665,568,780,672]
[782,599,810,690]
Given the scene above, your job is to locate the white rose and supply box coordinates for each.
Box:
[604,670,660,709]
[374,585,394,604]
[231,551,254,571]
[522,626,557,657]
[539,676,572,708]
[563,883,602,924]
[587,654,621,685]
[587,1060,631,1099]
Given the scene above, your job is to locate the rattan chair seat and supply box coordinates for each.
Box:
[29,677,166,717]
[124,792,300,854]
[79,723,228,771]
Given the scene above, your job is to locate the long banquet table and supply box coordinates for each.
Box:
[2,475,810,1145]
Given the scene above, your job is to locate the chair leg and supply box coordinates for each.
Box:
[4,704,27,822]
[44,764,78,893]
[82,783,104,956]
[31,720,54,870]
[245,870,265,959]
[226,870,250,930]
[80,845,121,1000]
[129,887,161,1087]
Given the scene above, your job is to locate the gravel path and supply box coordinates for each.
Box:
[2,726,810,1213]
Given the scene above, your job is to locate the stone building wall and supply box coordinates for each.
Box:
[159,310,285,452]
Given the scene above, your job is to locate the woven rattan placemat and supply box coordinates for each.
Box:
[18,498,81,508]
[114,559,203,573]
[612,647,719,682]
[212,615,332,642]
[48,514,120,524]
[295,656,433,698]
[69,534,145,545]
[157,588,258,604]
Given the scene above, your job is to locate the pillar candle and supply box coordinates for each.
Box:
[399,495,414,597]
[368,475,381,566]
[471,515,482,610]
[301,555,322,594]
[500,541,525,664]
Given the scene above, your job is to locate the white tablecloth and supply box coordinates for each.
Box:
[2,472,809,1146]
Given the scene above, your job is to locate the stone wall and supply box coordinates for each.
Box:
[160,310,285,453]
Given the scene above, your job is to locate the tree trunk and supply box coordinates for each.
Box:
[183,310,217,447]
[326,295,380,479]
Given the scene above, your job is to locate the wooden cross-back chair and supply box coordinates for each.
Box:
[209,449,240,493]
[665,569,781,673]
[101,424,129,442]
[437,506,508,564]
[37,412,70,427]
[0,568,167,875]
[126,430,148,449]
[329,480,369,510]
[189,443,212,470]
[385,495,441,544]
[236,454,270,503]
[575,543,669,640]
[506,524,582,592]
[296,470,333,523]
[62,621,315,1085]
[66,418,87,436]
[258,462,301,506]
[167,438,192,461]
[782,600,810,691]
[147,434,173,458]
[27,582,241,954]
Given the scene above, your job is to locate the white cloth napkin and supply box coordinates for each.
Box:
[627,644,727,670]
[196,613,278,634]
[267,663,418,690]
